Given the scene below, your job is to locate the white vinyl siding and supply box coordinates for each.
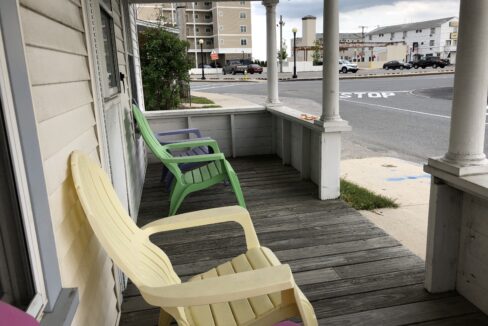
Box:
[18,0,119,325]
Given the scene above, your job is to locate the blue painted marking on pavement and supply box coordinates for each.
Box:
[386,174,431,182]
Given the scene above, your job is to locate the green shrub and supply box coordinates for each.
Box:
[139,28,192,110]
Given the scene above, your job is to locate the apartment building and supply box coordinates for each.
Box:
[367,17,459,63]
[136,2,252,67]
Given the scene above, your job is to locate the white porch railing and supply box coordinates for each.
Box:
[144,105,344,199]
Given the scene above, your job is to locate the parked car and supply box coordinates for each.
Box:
[383,60,412,70]
[210,62,222,68]
[222,60,247,75]
[247,64,263,74]
[339,59,358,73]
[412,56,450,69]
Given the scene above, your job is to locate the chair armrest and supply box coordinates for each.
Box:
[163,153,225,164]
[163,139,220,153]
[140,265,294,307]
[156,128,202,138]
[141,206,260,249]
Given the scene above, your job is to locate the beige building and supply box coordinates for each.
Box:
[136,2,253,67]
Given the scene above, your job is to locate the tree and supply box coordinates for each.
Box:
[312,40,322,65]
[277,42,288,62]
[139,28,192,110]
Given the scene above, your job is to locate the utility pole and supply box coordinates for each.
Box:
[176,3,187,42]
[358,25,368,62]
[278,15,285,73]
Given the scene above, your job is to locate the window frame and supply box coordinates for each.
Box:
[239,12,247,19]
[240,38,247,46]
[98,0,121,100]
[240,25,247,33]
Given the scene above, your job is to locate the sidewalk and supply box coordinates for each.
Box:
[191,91,260,109]
[341,157,430,259]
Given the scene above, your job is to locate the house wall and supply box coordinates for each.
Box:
[17,0,119,325]
[17,0,146,324]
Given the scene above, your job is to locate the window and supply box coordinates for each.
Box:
[390,32,395,39]
[196,27,199,32]
[195,14,199,19]
[241,38,247,46]
[205,14,211,20]
[204,2,211,5]
[240,25,247,33]
[99,1,119,98]
[430,40,435,46]
[368,35,372,41]
[219,11,223,17]
[206,39,212,45]
[205,27,211,33]
[403,31,407,38]
[446,40,451,46]
[416,29,423,33]
[240,1,246,4]
[379,33,384,37]
[219,25,223,31]
[430,27,436,35]
[240,12,246,19]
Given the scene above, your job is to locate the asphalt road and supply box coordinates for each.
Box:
[191,66,454,81]
[191,75,488,163]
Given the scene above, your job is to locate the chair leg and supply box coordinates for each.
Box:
[228,173,246,208]
[169,187,188,216]
[158,308,173,326]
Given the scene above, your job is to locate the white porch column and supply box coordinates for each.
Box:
[429,0,488,176]
[320,0,340,121]
[263,0,280,106]
[314,0,350,200]
[424,0,488,298]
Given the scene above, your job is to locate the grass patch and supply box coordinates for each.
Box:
[191,96,215,105]
[202,104,222,108]
[340,179,399,211]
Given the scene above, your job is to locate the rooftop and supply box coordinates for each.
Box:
[120,157,486,325]
[368,17,457,35]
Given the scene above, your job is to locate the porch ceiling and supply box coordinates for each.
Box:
[120,156,487,325]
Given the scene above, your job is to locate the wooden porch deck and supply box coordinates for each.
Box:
[120,156,487,326]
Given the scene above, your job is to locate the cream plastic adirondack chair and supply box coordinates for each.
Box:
[70,151,318,326]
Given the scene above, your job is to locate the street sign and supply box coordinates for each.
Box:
[210,50,218,60]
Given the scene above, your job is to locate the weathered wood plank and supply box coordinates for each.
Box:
[120,157,486,326]
[318,296,480,326]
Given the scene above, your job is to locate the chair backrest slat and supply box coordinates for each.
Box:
[132,105,182,180]
[70,151,181,288]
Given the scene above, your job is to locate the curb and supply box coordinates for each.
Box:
[190,69,455,82]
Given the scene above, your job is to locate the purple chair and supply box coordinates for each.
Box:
[155,128,214,190]
[0,301,39,326]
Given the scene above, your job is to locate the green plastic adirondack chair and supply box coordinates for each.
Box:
[132,105,246,216]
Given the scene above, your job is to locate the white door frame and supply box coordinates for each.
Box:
[0,21,46,318]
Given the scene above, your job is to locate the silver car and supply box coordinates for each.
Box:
[339,59,358,73]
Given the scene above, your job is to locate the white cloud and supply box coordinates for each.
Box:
[252,0,459,60]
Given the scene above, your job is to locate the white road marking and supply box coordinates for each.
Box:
[340,91,412,99]
[342,99,488,126]
[341,98,451,119]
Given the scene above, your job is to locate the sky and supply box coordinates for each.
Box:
[251,0,460,60]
